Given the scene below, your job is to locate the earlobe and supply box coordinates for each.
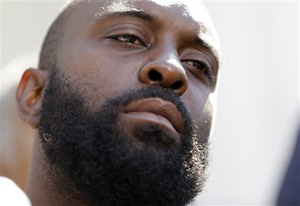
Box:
[16,68,48,129]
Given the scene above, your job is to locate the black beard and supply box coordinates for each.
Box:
[39,68,209,206]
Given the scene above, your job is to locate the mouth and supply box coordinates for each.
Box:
[121,97,183,134]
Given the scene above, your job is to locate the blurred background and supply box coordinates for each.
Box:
[0,0,299,205]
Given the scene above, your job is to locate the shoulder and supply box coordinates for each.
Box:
[0,177,31,206]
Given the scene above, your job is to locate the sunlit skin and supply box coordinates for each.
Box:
[16,0,220,205]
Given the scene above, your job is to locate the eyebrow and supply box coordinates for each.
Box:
[90,10,156,23]
[193,36,207,48]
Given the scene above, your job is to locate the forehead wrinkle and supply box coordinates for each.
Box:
[88,0,192,23]
[89,10,155,23]
[93,0,142,18]
[105,0,138,12]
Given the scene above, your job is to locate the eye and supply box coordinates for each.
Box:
[184,60,211,79]
[110,34,145,46]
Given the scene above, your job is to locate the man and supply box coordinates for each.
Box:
[16,0,221,205]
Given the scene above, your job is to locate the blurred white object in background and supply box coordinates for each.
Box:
[0,52,37,189]
[197,1,299,205]
[0,176,32,206]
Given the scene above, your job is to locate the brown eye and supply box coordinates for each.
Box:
[116,34,143,46]
[185,60,211,79]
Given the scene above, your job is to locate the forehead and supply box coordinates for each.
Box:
[67,0,220,60]
[101,0,211,24]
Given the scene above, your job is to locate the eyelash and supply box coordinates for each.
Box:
[108,34,146,47]
[183,60,211,80]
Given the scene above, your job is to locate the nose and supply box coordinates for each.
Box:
[138,54,188,96]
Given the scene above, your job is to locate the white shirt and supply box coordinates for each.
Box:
[0,177,31,206]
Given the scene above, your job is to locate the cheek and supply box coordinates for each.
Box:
[196,100,214,143]
[57,45,142,109]
[191,99,214,144]
[184,84,215,142]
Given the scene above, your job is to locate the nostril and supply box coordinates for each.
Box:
[149,69,162,81]
[171,81,182,90]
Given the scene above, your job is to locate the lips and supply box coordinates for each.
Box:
[122,98,183,133]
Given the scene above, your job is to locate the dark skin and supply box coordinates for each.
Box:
[16,0,220,205]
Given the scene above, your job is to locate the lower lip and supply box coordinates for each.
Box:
[121,112,177,133]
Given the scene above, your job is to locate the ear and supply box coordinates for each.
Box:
[16,68,48,129]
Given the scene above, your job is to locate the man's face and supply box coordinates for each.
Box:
[39,0,220,205]
[57,0,219,127]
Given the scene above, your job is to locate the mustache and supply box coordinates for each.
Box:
[102,86,188,116]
